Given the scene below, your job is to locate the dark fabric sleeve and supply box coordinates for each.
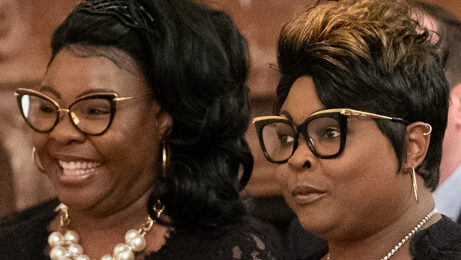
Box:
[145,216,285,260]
[0,199,58,260]
[410,215,461,260]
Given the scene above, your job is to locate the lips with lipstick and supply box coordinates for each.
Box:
[291,185,327,205]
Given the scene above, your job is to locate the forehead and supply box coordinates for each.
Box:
[43,45,147,99]
[281,76,324,124]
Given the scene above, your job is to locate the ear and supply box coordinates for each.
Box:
[449,84,461,130]
[405,122,431,168]
[153,102,173,139]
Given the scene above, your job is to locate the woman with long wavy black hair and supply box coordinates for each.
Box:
[0,0,282,259]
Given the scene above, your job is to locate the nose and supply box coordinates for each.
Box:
[287,137,316,172]
[49,109,85,144]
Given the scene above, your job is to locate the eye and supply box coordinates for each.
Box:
[38,103,56,113]
[87,107,110,115]
[73,98,112,117]
[277,132,295,146]
[322,127,341,139]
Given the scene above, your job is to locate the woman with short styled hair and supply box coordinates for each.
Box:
[254,0,461,259]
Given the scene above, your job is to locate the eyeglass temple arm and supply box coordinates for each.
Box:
[113,96,135,102]
[339,108,409,124]
[252,115,287,123]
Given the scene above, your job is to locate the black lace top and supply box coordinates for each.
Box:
[0,199,284,260]
[286,215,461,260]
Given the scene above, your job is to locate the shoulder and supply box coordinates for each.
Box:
[0,198,58,260]
[411,215,461,260]
[0,198,58,227]
[146,216,285,260]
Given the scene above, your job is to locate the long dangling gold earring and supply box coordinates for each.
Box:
[411,166,418,202]
[162,141,168,177]
[32,147,45,172]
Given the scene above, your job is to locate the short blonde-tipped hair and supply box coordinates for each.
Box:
[275,0,449,190]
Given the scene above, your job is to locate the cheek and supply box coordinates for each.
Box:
[100,112,161,167]
[275,164,291,189]
[330,137,404,215]
[33,132,47,149]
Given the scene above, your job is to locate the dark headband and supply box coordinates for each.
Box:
[72,0,157,35]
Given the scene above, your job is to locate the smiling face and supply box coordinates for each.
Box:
[278,76,414,240]
[34,46,168,213]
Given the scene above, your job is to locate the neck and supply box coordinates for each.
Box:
[327,186,440,260]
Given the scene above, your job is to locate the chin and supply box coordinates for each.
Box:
[297,213,333,237]
[55,186,102,210]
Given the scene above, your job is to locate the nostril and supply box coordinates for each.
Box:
[302,161,311,169]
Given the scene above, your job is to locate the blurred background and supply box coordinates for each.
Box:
[1,0,460,230]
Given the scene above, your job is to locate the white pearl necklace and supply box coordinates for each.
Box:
[48,202,165,260]
[327,209,438,260]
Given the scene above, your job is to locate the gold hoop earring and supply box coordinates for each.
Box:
[411,166,418,202]
[32,147,45,172]
[162,142,168,177]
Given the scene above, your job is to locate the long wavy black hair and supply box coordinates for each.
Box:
[50,0,253,231]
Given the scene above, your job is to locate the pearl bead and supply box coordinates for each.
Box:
[50,245,67,260]
[114,243,131,256]
[124,229,139,243]
[64,230,80,243]
[68,243,84,256]
[48,232,64,247]
[57,257,72,260]
[116,250,135,260]
[101,255,115,260]
[49,202,165,260]
[75,255,90,260]
[128,235,146,252]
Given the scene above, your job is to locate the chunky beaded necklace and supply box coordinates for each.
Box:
[327,209,438,260]
[48,201,165,260]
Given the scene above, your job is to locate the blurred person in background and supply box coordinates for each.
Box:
[411,0,461,223]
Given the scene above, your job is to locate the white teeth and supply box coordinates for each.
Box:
[59,160,101,175]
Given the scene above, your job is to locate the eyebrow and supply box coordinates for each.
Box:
[280,111,294,121]
[37,85,118,100]
[75,89,118,99]
[38,86,61,99]
[280,107,326,124]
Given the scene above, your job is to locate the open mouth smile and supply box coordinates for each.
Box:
[58,160,102,176]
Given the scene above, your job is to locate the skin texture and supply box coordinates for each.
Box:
[277,76,439,259]
[34,46,172,257]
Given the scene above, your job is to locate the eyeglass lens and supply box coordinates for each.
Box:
[19,93,113,135]
[260,116,342,162]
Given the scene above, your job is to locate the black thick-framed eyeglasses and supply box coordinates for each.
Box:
[253,108,410,163]
[14,88,146,136]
